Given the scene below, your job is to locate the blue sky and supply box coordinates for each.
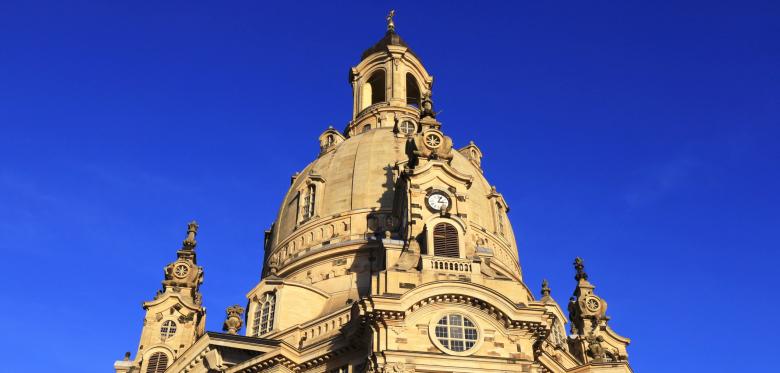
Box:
[1,1,778,371]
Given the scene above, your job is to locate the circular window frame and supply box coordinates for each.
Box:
[422,131,443,149]
[427,310,483,356]
[160,320,177,341]
[399,120,417,136]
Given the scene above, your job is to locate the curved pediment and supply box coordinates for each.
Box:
[409,159,474,189]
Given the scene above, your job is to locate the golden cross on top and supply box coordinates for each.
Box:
[387,10,396,32]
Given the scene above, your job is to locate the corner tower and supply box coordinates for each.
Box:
[115,222,206,373]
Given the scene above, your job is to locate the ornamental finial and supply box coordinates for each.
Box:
[387,10,396,32]
[541,279,551,298]
[223,305,245,335]
[182,220,198,249]
[574,257,588,281]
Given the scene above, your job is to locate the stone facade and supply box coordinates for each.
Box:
[117,12,633,373]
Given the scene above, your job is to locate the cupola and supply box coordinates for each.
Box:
[346,10,434,137]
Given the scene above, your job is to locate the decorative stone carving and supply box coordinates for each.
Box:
[585,333,607,362]
[540,279,552,301]
[222,305,245,335]
[162,221,204,290]
[550,318,566,349]
[420,91,435,119]
[382,362,414,373]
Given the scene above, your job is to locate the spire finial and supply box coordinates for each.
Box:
[541,279,551,298]
[182,220,198,249]
[386,10,396,32]
[541,279,551,296]
[574,257,588,281]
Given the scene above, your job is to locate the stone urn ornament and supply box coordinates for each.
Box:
[222,305,245,335]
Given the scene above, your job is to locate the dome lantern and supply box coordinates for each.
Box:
[346,11,434,137]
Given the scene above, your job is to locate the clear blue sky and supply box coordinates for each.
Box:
[1,1,778,371]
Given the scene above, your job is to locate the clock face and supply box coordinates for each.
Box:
[585,297,601,312]
[173,263,189,278]
[427,193,450,211]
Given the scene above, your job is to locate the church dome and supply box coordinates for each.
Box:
[255,12,531,322]
[120,14,634,373]
[265,124,523,283]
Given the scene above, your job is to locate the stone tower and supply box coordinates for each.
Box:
[117,11,633,373]
[115,222,205,373]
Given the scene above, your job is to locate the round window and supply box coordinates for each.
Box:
[160,320,177,341]
[433,313,479,353]
[399,120,416,135]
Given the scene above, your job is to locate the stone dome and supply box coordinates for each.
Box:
[265,125,522,283]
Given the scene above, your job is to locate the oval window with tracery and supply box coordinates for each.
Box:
[434,313,479,352]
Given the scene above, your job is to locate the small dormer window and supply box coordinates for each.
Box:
[362,124,371,133]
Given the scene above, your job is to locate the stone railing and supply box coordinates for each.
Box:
[422,257,478,274]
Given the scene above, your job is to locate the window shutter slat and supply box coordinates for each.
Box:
[433,223,459,258]
[146,352,168,373]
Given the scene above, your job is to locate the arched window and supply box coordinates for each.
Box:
[433,223,459,258]
[326,134,334,147]
[361,70,386,110]
[406,73,421,108]
[252,292,276,336]
[362,124,371,133]
[159,320,176,341]
[145,352,168,373]
[302,184,316,220]
[368,71,386,105]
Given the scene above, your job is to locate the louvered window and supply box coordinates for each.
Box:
[252,292,276,336]
[145,352,168,373]
[433,223,459,258]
